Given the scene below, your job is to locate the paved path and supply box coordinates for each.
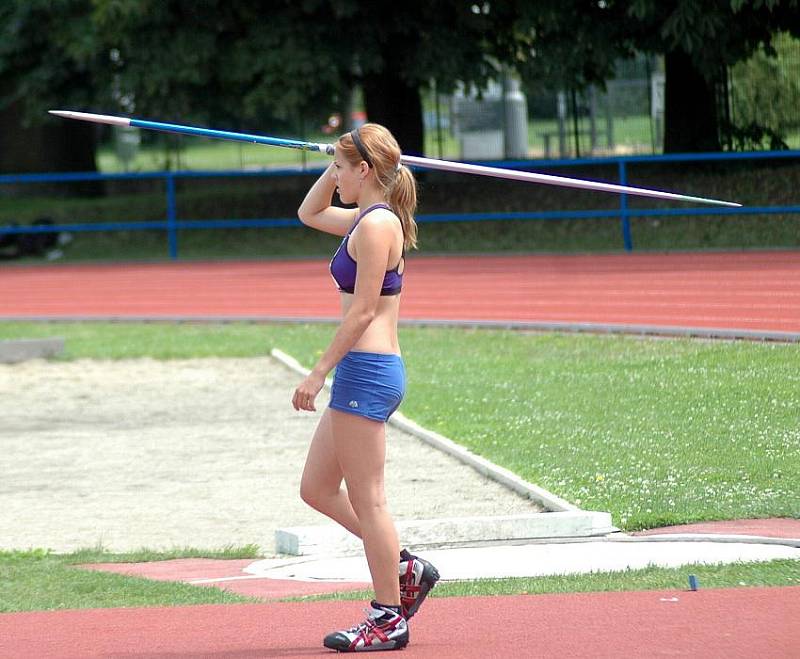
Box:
[77,518,800,601]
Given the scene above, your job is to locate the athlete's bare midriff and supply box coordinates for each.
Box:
[341,292,401,355]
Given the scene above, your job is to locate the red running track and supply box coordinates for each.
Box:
[2,250,799,333]
[1,587,797,658]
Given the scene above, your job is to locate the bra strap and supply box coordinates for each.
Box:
[356,202,392,221]
[350,203,392,235]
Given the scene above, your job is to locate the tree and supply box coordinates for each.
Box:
[728,30,800,149]
[10,1,795,168]
[0,1,105,175]
[510,0,800,152]
[630,0,800,151]
[5,0,517,170]
[328,1,519,155]
[91,0,516,155]
[90,1,338,131]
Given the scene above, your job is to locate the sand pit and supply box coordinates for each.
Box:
[0,356,540,554]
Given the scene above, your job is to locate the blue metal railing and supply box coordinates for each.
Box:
[1,150,798,259]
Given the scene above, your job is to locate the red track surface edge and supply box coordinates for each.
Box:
[2,588,798,658]
[2,251,799,333]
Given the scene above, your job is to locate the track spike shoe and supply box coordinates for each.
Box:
[399,551,440,619]
[323,601,408,652]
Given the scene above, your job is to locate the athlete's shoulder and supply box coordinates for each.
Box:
[359,206,400,229]
[353,210,400,252]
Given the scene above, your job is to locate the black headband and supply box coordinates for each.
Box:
[350,128,373,168]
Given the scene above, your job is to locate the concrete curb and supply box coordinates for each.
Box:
[0,338,64,363]
[389,411,577,512]
[270,347,577,513]
[6,316,798,342]
[612,533,800,549]
[246,539,800,582]
[397,319,800,343]
[270,347,618,555]
[275,512,617,556]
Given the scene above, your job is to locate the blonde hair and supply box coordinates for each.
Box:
[337,123,418,250]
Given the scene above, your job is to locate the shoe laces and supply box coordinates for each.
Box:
[399,558,418,585]
[346,607,387,635]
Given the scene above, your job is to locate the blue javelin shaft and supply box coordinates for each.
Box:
[48,110,335,154]
[48,110,741,206]
[132,117,332,152]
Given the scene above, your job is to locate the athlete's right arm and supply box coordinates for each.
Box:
[297,163,356,236]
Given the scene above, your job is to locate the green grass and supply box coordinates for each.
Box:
[102,115,800,170]
[97,133,333,173]
[96,117,659,173]
[288,559,800,603]
[401,330,800,530]
[4,204,799,263]
[106,114,792,171]
[0,546,260,613]
[0,321,293,360]
[1,322,798,531]
[525,115,657,158]
[5,146,800,262]
[286,327,800,530]
[2,546,796,613]
[1,321,798,612]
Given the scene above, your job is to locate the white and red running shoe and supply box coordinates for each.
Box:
[399,549,440,619]
[323,601,409,653]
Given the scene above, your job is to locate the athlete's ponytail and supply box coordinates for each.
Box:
[337,123,418,250]
[388,164,417,250]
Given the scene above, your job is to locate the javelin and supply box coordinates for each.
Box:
[49,110,741,207]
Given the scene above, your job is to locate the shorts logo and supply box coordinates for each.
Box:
[348,400,359,408]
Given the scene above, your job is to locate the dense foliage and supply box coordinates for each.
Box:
[1,0,799,172]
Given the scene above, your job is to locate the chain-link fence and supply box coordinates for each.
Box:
[424,35,800,160]
[424,57,662,161]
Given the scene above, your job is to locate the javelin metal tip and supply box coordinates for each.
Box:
[49,110,131,127]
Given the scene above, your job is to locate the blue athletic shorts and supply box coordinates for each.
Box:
[329,351,406,422]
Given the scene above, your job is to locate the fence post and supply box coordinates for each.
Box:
[166,174,178,259]
[618,160,633,251]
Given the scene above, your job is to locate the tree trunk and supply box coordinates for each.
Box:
[663,50,721,153]
[362,71,424,156]
[0,99,101,195]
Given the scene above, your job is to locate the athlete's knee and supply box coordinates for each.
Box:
[299,479,323,509]
[300,478,341,512]
[347,488,387,519]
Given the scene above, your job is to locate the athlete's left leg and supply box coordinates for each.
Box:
[330,408,400,606]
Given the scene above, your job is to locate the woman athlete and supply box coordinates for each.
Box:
[293,123,439,652]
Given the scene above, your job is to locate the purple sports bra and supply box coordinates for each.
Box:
[329,203,404,296]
